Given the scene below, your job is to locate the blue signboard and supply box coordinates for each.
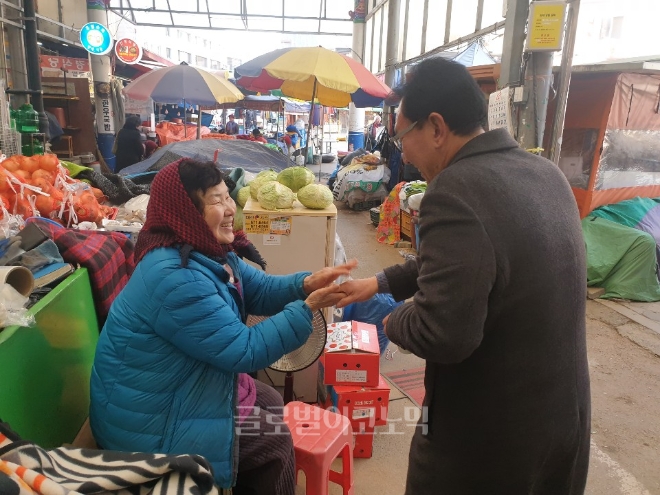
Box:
[80,22,112,55]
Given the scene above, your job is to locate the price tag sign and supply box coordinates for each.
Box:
[270,216,292,235]
[244,214,271,234]
[488,87,513,135]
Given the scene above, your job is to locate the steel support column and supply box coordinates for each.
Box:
[549,0,581,164]
[348,19,366,151]
[499,0,530,88]
[22,0,48,134]
[383,0,401,134]
[87,1,116,169]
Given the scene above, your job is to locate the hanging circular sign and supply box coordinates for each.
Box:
[80,22,113,55]
[115,38,142,65]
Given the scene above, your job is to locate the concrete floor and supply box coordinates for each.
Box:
[292,201,423,495]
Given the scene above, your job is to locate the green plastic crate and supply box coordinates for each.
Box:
[0,268,99,447]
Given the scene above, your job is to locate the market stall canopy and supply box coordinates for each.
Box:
[235,47,390,108]
[123,63,244,106]
[119,139,290,178]
[215,95,311,113]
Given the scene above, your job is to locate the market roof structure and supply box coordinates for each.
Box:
[107,0,354,36]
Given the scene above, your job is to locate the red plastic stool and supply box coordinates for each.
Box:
[283,401,354,495]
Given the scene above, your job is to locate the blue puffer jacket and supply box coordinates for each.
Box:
[90,247,312,488]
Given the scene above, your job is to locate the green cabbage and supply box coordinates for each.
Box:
[277,166,314,193]
[233,205,244,230]
[236,186,251,207]
[297,184,334,209]
[257,181,295,210]
[249,170,279,199]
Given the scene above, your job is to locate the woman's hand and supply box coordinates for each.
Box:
[305,284,347,312]
[303,259,358,295]
[335,277,379,308]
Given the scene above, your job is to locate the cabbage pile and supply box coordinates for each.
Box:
[297,184,334,209]
[233,205,244,230]
[257,181,295,210]
[236,186,251,207]
[277,166,314,193]
[249,170,279,199]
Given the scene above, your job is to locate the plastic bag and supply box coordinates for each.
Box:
[342,293,403,355]
[0,283,35,328]
[407,192,424,211]
[120,194,150,223]
[0,201,24,240]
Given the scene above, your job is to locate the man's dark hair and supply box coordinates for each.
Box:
[178,159,235,213]
[252,128,262,137]
[394,58,487,136]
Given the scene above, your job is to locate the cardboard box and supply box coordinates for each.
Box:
[327,374,390,427]
[323,321,380,387]
[353,424,375,458]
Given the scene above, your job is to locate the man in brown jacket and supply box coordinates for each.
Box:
[338,58,591,494]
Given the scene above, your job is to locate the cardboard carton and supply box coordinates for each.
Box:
[323,321,380,387]
[327,374,390,427]
[353,423,375,458]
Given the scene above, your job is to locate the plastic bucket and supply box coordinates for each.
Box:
[348,131,364,151]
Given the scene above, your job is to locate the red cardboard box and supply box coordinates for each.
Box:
[323,321,380,387]
[353,424,375,458]
[327,374,390,427]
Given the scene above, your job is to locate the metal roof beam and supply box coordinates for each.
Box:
[107,7,348,22]
[121,20,352,36]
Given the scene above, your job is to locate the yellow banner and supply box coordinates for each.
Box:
[526,1,566,52]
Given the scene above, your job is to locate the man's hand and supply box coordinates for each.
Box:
[305,284,346,312]
[335,277,379,308]
[303,259,358,294]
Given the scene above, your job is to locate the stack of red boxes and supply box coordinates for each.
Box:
[320,320,391,458]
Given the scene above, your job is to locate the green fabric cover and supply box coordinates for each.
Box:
[590,197,659,228]
[582,216,660,302]
[226,167,253,201]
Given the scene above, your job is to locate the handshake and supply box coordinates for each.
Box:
[303,259,379,312]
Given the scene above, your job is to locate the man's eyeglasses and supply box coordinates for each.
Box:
[391,121,418,151]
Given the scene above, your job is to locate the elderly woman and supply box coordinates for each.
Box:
[90,158,354,494]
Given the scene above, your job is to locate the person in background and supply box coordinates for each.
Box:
[370,115,382,139]
[144,133,158,159]
[251,128,267,143]
[336,57,590,494]
[113,115,144,173]
[280,134,292,148]
[285,125,301,148]
[226,114,239,135]
[245,110,255,132]
[44,110,64,145]
[90,158,355,495]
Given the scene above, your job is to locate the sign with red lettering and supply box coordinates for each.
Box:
[115,38,142,65]
[39,55,90,72]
